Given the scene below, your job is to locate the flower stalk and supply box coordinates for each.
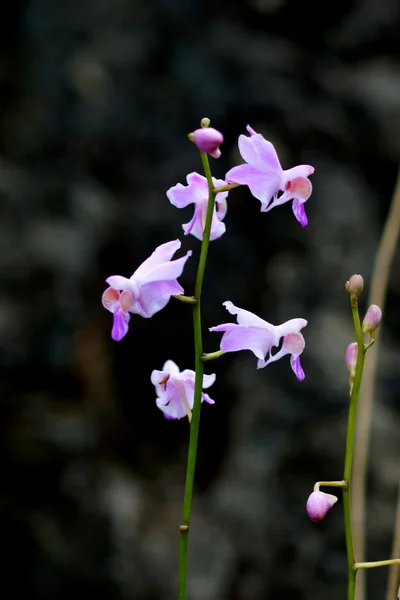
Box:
[178,150,216,600]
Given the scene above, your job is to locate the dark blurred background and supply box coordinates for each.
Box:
[1,0,400,598]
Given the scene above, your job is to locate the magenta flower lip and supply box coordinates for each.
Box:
[225,124,314,227]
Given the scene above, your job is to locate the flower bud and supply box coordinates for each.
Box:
[345,342,358,379]
[345,274,364,297]
[362,304,382,334]
[306,491,338,522]
[189,127,224,159]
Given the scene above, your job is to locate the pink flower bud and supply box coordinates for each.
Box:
[190,127,224,158]
[306,491,338,522]
[345,274,364,297]
[362,304,382,334]
[345,342,358,379]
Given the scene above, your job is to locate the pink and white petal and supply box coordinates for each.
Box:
[156,392,187,420]
[138,250,192,283]
[111,309,130,341]
[246,133,283,173]
[223,301,271,329]
[133,240,182,280]
[209,323,238,334]
[290,177,312,201]
[138,279,184,317]
[163,360,181,376]
[102,287,120,313]
[183,205,204,240]
[282,332,306,356]
[215,197,227,221]
[209,214,226,241]
[186,172,208,193]
[292,199,308,227]
[166,182,197,208]
[290,355,305,381]
[202,392,215,405]
[106,275,134,292]
[225,165,281,210]
[151,368,168,387]
[283,165,314,182]
[202,373,216,388]
[218,325,274,360]
[119,290,135,312]
[274,319,307,339]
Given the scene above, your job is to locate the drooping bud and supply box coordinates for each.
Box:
[362,304,382,334]
[306,491,338,522]
[345,342,358,379]
[345,274,364,297]
[189,127,224,159]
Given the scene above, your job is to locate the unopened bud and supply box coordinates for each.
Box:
[189,126,224,159]
[345,342,358,379]
[345,274,364,297]
[362,304,382,334]
[306,491,338,522]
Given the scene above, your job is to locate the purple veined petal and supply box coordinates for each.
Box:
[274,319,307,339]
[292,199,308,227]
[166,182,197,209]
[223,301,273,329]
[290,355,305,381]
[225,164,281,210]
[212,323,275,361]
[201,392,215,404]
[137,279,184,317]
[133,240,182,280]
[111,309,130,341]
[102,287,120,313]
[136,250,192,284]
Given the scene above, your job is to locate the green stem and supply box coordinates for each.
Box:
[174,294,198,305]
[213,183,241,193]
[343,295,367,600]
[355,560,400,570]
[178,152,216,600]
[202,350,225,361]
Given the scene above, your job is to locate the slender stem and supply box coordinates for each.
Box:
[202,350,225,361]
[355,560,400,570]
[213,183,241,193]
[343,295,367,600]
[313,480,346,492]
[174,295,198,305]
[178,152,216,600]
[353,169,400,600]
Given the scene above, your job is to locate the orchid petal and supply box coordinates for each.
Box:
[136,279,184,318]
[102,287,120,313]
[162,360,180,376]
[202,392,215,404]
[239,131,282,172]
[133,240,182,279]
[223,301,273,329]
[111,309,130,341]
[136,250,192,284]
[291,355,305,381]
[274,319,307,338]
[166,182,197,208]
[212,324,275,360]
[225,164,281,210]
[292,199,308,227]
[106,275,135,292]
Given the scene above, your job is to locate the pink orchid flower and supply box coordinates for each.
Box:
[166,172,228,241]
[225,125,314,227]
[151,360,215,420]
[102,240,192,341]
[209,301,307,380]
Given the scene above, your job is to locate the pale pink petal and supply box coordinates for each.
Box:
[223,301,273,329]
[274,319,307,338]
[202,392,215,404]
[182,205,204,240]
[119,290,135,312]
[163,360,180,376]
[106,275,135,292]
[150,368,168,387]
[167,182,197,208]
[187,172,209,194]
[202,373,216,388]
[133,240,182,279]
[137,279,184,318]
[283,165,314,181]
[136,250,192,284]
[215,197,227,221]
[213,324,274,360]
[102,287,120,313]
[156,390,187,420]
[209,213,226,240]
[242,131,283,172]
[225,164,281,210]
[111,309,130,341]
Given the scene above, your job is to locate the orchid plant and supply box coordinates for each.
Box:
[102,119,397,600]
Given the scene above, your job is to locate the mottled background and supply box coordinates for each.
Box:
[1,0,400,599]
